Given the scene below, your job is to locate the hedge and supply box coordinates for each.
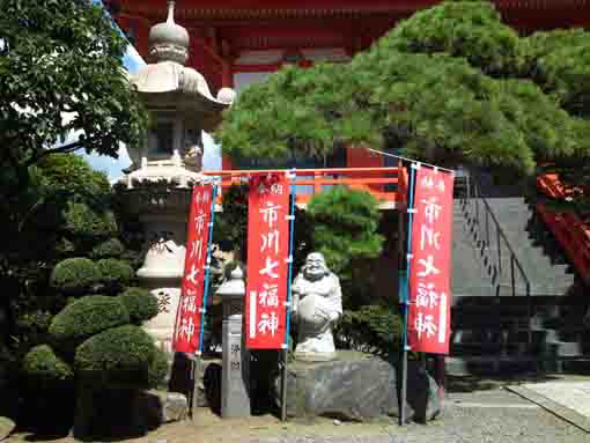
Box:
[118,287,159,324]
[335,304,402,357]
[22,344,73,382]
[75,325,156,387]
[49,296,129,344]
[50,258,101,293]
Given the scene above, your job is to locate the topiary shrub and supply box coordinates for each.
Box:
[96,258,134,286]
[49,296,129,346]
[50,258,101,294]
[75,325,156,387]
[148,347,169,389]
[118,288,159,324]
[22,344,73,382]
[90,238,125,259]
[64,201,117,239]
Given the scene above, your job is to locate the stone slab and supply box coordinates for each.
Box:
[507,382,590,432]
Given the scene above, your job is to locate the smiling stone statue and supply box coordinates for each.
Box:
[292,252,342,361]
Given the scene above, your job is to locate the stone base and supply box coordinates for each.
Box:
[276,351,441,422]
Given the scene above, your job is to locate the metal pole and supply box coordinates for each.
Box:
[281,170,297,422]
[192,184,219,421]
[400,162,417,426]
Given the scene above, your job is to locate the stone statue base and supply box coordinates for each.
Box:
[294,350,337,362]
[275,351,441,422]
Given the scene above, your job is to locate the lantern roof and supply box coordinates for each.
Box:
[131,0,235,124]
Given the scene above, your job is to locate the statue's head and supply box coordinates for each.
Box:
[303,252,329,281]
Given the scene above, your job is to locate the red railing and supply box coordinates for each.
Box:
[536,203,590,284]
[537,172,590,200]
[536,171,590,284]
[202,165,408,208]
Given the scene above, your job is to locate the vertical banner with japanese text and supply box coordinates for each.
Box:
[408,168,454,354]
[173,184,213,354]
[245,174,290,349]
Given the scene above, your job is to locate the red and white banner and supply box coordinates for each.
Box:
[173,184,214,354]
[245,174,290,349]
[408,167,454,354]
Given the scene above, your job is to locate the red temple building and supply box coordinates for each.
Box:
[109,0,590,171]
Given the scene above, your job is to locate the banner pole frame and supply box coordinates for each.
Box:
[400,162,418,426]
[191,183,219,422]
[281,169,297,422]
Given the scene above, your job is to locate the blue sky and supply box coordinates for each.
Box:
[82,1,222,182]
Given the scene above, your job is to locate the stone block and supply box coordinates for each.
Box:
[143,390,188,425]
[276,351,440,422]
[0,416,15,441]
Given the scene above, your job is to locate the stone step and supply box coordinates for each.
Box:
[446,356,590,376]
[550,341,584,358]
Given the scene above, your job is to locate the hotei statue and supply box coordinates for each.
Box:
[292,252,342,361]
[116,1,234,352]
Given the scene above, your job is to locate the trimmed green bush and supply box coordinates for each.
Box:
[23,345,73,381]
[97,258,134,284]
[49,296,129,343]
[50,258,101,293]
[148,347,169,389]
[118,288,159,324]
[75,325,156,387]
[90,238,125,259]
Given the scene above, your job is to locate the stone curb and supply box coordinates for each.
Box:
[506,385,590,433]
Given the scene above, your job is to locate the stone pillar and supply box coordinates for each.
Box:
[137,214,186,354]
[217,266,251,418]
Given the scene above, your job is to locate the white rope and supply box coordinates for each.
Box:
[364,147,455,173]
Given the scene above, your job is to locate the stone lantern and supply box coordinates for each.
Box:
[117,1,235,352]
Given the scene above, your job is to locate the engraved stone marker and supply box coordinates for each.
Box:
[217,265,251,418]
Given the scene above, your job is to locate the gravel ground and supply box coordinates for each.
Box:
[144,386,588,443]
[8,384,589,442]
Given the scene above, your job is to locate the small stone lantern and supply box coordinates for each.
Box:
[116,1,235,353]
[216,265,251,418]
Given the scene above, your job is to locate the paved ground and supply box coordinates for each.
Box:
[519,381,590,417]
[508,380,590,432]
[8,378,590,442]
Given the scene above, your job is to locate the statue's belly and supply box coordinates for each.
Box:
[298,294,330,329]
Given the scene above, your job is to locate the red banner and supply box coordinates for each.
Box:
[245,174,290,349]
[408,167,454,354]
[173,184,213,354]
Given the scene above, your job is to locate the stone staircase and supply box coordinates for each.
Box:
[484,196,574,296]
[449,174,587,374]
[448,296,590,375]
